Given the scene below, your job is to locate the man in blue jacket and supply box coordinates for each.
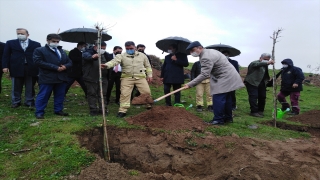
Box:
[2,28,41,108]
[277,59,304,115]
[33,34,72,119]
[160,44,189,106]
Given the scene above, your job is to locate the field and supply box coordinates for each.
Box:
[0,66,320,179]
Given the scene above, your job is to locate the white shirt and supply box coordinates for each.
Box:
[20,38,29,51]
[113,53,122,72]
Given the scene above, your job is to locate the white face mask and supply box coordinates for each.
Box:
[262,60,269,63]
[99,49,106,54]
[191,52,199,57]
[81,47,86,51]
[282,64,288,68]
[17,34,27,41]
[167,50,173,54]
[49,42,59,48]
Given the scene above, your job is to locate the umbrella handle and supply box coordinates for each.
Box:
[154,86,187,102]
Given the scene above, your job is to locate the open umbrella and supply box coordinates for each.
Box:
[59,28,112,43]
[205,44,241,57]
[156,36,192,54]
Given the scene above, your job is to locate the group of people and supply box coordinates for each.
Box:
[0,28,305,124]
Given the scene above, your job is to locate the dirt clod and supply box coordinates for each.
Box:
[131,94,154,105]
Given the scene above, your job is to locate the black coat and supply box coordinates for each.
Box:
[190,61,201,80]
[280,59,304,92]
[0,42,5,70]
[68,48,83,78]
[161,52,189,84]
[33,45,72,84]
[82,47,109,83]
[2,39,41,77]
[228,58,239,73]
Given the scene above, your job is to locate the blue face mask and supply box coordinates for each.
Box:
[126,49,135,55]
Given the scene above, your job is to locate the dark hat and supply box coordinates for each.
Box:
[186,41,202,51]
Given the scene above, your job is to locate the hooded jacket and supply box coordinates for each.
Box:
[280,59,304,92]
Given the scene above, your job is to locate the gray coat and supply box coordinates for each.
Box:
[187,49,244,95]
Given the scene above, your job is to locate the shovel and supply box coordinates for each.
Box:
[154,86,188,103]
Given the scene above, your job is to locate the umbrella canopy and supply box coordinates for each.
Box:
[156,36,192,54]
[205,44,241,57]
[59,28,112,44]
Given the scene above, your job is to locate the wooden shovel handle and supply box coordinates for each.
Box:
[154,86,187,102]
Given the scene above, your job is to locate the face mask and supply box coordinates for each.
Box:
[49,42,59,48]
[81,47,86,51]
[262,60,269,63]
[138,49,144,53]
[167,50,173,54]
[115,51,121,55]
[99,49,106,54]
[225,55,229,58]
[282,64,288,68]
[191,52,199,57]
[126,49,135,55]
[17,34,27,41]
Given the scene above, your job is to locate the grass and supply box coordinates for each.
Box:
[0,70,319,179]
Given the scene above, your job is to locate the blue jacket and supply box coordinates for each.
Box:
[280,59,304,92]
[161,52,189,84]
[2,39,41,77]
[228,58,239,73]
[33,45,72,84]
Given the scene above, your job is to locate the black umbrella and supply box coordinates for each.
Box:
[205,44,241,57]
[156,36,192,54]
[59,28,112,43]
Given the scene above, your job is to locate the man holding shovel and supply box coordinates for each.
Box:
[184,41,244,125]
[101,41,152,118]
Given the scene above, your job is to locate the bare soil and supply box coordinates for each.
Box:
[151,68,163,87]
[76,110,320,180]
[131,94,154,105]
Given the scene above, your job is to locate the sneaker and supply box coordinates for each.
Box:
[211,120,224,125]
[250,112,263,118]
[207,105,213,112]
[196,106,203,112]
[258,111,264,116]
[117,112,126,118]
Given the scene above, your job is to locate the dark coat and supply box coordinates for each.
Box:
[228,58,239,73]
[0,42,5,70]
[68,48,83,78]
[161,52,189,84]
[2,39,41,77]
[82,47,109,83]
[33,45,72,84]
[191,61,201,80]
[280,59,304,92]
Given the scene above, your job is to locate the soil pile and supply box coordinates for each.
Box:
[126,106,207,131]
[149,54,162,71]
[150,68,162,86]
[77,127,320,180]
[131,94,154,105]
[304,74,320,87]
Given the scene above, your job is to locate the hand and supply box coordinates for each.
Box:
[267,60,275,65]
[292,83,298,88]
[171,55,177,61]
[147,77,153,83]
[57,67,63,72]
[184,84,190,89]
[101,64,108,69]
[92,54,99,59]
[60,65,66,71]
[3,68,9,73]
[160,78,163,82]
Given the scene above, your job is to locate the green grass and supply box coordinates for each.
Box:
[0,71,319,179]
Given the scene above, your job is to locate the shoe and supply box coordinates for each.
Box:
[11,103,21,108]
[225,119,233,123]
[24,103,35,108]
[211,121,224,125]
[258,111,264,116]
[288,111,299,115]
[250,112,263,118]
[54,111,69,116]
[117,112,126,118]
[196,106,203,112]
[166,104,172,107]
[36,114,44,119]
[90,111,99,116]
[232,106,237,111]
[207,105,213,112]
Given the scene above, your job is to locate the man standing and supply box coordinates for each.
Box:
[82,42,109,116]
[101,41,152,118]
[65,42,87,98]
[277,59,304,115]
[222,50,239,110]
[33,34,72,119]
[106,46,122,105]
[190,60,212,112]
[244,53,275,117]
[2,28,41,108]
[185,41,244,125]
[0,41,5,94]
[160,44,189,106]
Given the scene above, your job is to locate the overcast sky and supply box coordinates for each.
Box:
[1,0,319,72]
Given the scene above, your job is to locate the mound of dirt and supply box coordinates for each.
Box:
[126,106,207,131]
[77,127,320,180]
[287,109,320,128]
[149,54,162,71]
[131,94,154,105]
[304,74,320,87]
[150,68,162,86]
